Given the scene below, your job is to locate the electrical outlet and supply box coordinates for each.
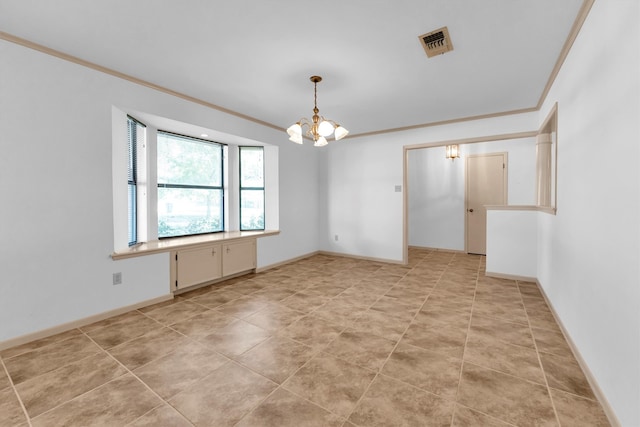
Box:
[334,234,339,241]
[113,272,122,285]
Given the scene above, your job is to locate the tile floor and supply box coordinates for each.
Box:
[0,249,611,426]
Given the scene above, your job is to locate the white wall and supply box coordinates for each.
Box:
[318,112,538,261]
[535,1,639,424]
[408,137,536,250]
[0,40,320,342]
[486,209,537,278]
[408,146,464,251]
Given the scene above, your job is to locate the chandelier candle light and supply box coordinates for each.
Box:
[287,76,349,147]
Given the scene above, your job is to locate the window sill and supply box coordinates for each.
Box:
[112,230,280,260]
[485,205,556,215]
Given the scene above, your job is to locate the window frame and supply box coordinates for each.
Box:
[239,146,265,231]
[127,115,145,246]
[156,131,226,239]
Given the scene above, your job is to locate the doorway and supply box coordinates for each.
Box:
[465,153,507,255]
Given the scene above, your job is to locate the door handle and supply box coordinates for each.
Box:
[468,209,474,212]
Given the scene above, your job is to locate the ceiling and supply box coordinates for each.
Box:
[0,0,587,137]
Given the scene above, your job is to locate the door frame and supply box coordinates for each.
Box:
[464,152,508,254]
[402,131,536,264]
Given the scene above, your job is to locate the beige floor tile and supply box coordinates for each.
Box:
[550,388,610,426]
[251,287,298,302]
[350,309,411,342]
[175,284,219,299]
[381,341,462,399]
[279,291,331,313]
[169,362,277,427]
[413,307,472,329]
[0,363,11,391]
[2,254,606,426]
[236,387,344,427]
[199,319,272,357]
[464,333,545,384]
[133,341,228,400]
[369,296,422,319]
[539,352,595,399]
[215,294,271,318]
[108,327,190,370]
[527,310,563,332]
[348,374,455,427]
[0,387,28,427]
[277,314,345,352]
[306,282,351,297]
[190,288,244,308]
[323,329,397,371]
[472,300,529,325]
[236,336,315,384]
[468,314,535,349]
[518,283,544,298]
[457,362,557,426]
[169,308,237,339]
[80,310,144,333]
[451,405,513,426]
[244,304,306,332]
[531,327,574,358]
[16,352,127,418]
[84,312,161,349]
[313,300,369,326]
[336,287,382,307]
[0,329,83,359]
[283,352,376,418]
[425,292,474,310]
[383,286,430,304]
[4,334,101,385]
[126,404,193,427]
[30,374,162,427]
[403,322,468,358]
[228,279,267,295]
[138,299,210,325]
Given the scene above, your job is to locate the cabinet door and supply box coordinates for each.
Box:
[222,239,256,277]
[176,244,222,290]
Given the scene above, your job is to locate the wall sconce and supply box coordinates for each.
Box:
[445,144,460,161]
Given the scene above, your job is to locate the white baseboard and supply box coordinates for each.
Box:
[535,280,621,427]
[485,271,537,282]
[0,294,173,352]
[255,250,405,273]
[255,251,321,273]
[408,245,466,254]
[318,250,405,265]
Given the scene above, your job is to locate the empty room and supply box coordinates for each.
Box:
[0,0,638,426]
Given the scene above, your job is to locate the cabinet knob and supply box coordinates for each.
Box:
[212,248,216,255]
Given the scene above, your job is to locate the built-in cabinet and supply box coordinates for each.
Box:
[170,237,256,291]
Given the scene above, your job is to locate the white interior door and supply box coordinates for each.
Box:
[466,153,507,255]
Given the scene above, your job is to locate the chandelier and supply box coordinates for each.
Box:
[445,144,460,161]
[286,75,349,147]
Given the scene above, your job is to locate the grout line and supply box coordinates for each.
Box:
[1,356,33,427]
[454,401,519,427]
[6,252,571,426]
[338,251,452,424]
[450,255,481,426]
[82,332,196,426]
[516,280,562,426]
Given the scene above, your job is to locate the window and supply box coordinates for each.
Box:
[127,116,145,246]
[239,146,265,230]
[157,132,224,238]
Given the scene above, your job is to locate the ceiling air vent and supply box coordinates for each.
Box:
[419,26,454,58]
